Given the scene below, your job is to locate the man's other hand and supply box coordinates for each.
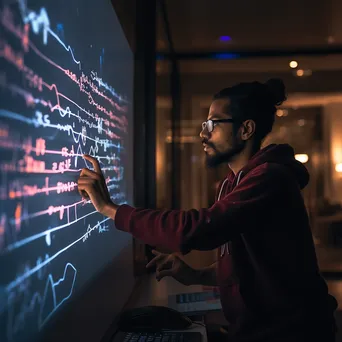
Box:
[146,250,197,286]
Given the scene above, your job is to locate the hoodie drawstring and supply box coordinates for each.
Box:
[220,171,243,257]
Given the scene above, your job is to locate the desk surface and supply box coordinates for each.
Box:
[127,273,208,342]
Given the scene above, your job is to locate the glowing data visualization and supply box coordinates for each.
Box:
[0,0,133,341]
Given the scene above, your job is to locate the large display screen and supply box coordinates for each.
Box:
[0,1,134,341]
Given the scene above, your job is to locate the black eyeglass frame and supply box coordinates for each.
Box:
[201,119,234,133]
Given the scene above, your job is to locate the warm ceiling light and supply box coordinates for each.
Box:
[296,69,304,77]
[335,163,342,173]
[289,60,298,68]
[297,119,305,126]
[327,36,335,44]
[276,109,289,117]
[295,154,309,164]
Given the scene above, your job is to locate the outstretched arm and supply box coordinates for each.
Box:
[78,155,288,254]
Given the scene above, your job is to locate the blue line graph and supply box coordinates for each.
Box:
[39,262,77,326]
[0,109,120,149]
[8,263,77,340]
[5,209,98,252]
[0,109,36,126]
[90,71,128,102]
[18,0,81,68]
[6,217,111,292]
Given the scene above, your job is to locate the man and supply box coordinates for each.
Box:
[78,78,337,341]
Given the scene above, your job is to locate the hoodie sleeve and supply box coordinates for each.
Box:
[114,163,291,254]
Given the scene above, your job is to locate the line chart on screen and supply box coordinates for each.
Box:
[0,1,133,341]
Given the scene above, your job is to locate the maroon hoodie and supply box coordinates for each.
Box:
[115,144,337,341]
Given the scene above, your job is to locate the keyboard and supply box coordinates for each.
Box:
[116,331,202,342]
[168,291,221,314]
[176,291,220,304]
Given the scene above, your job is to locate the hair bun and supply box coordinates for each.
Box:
[264,78,287,106]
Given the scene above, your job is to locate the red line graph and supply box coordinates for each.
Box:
[4,83,123,140]
[0,136,121,162]
[0,5,128,113]
[0,214,5,250]
[11,200,85,226]
[8,177,78,199]
[14,203,22,233]
[0,32,127,134]
[0,158,82,174]
[0,40,127,137]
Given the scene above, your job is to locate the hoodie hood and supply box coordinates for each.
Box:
[229,144,309,189]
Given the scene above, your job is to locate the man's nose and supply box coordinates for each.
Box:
[200,126,209,140]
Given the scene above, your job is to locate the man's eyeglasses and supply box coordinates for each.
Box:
[201,119,234,133]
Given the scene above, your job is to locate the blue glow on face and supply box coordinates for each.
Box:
[219,36,232,42]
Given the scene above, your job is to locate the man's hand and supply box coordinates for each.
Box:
[146,250,197,285]
[77,154,118,217]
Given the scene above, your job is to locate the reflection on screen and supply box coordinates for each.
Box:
[0,0,133,341]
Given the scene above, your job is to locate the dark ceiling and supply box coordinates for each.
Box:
[155,0,342,74]
[157,0,340,51]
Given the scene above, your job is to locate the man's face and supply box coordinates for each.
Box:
[200,98,245,167]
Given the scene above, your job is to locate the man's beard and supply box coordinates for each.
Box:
[205,139,245,168]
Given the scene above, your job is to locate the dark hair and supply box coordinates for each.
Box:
[213,78,287,142]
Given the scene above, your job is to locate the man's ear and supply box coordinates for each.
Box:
[241,120,256,141]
